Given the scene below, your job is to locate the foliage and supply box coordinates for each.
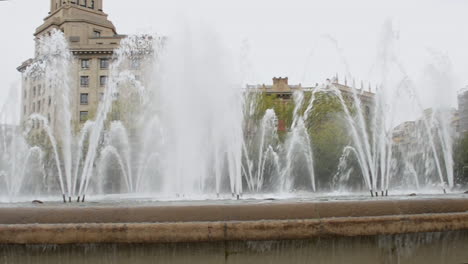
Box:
[252,93,295,139]
[253,91,354,189]
[454,132,468,186]
[306,93,351,189]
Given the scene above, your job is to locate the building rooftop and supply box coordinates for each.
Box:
[246,77,375,101]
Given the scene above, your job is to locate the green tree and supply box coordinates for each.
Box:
[251,91,355,189]
[305,93,353,189]
[454,133,468,186]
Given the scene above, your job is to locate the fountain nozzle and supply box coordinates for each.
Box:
[81,195,85,203]
[370,190,374,197]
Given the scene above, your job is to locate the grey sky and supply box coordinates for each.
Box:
[1,0,467,109]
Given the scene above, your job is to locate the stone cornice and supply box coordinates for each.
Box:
[35,19,116,37]
[72,50,113,55]
[17,49,114,72]
[0,198,468,244]
[46,3,107,20]
[35,5,116,37]
[16,59,34,73]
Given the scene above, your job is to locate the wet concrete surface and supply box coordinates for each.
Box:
[0,196,467,263]
[1,231,467,264]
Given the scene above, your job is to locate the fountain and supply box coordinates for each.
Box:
[0,12,466,264]
[0,22,463,203]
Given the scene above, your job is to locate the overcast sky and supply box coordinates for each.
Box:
[1,0,467,110]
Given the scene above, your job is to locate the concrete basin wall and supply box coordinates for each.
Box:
[0,198,467,245]
[1,213,468,245]
[2,231,468,264]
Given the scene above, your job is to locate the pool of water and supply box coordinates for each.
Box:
[0,190,467,208]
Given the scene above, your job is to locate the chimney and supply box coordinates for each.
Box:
[273,77,288,85]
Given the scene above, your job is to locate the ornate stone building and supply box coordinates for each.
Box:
[17,0,124,130]
[246,77,375,133]
[249,76,374,113]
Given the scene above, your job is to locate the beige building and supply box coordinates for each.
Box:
[249,76,374,112]
[246,77,375,132]
[17,0,125,130]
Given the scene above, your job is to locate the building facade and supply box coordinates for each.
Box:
[458,87,468,134]
[17,0,124,131]
[249,77,374,113]
[246,77,375,133]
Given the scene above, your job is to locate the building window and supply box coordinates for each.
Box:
[80,76,89,87]
[100,76,108,86]
[32,103,35,113]
[100,59,109,69]
[24,105,27,114]
[48,96,51,106]
[24,90,27,99]
[80,111,89,122]
[91,0,95,9]
[80,93,89,105]
[94,30,101,38]
[38,101,41,112]
[33,86,36,97]
[48,114,51,123]
[38,85,42,95]
[81,59,90,69]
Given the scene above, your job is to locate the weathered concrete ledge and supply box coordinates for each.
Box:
[0,198,467,244]
[1,213,468,244]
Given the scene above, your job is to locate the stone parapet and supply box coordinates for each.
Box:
[0,198,467,244]
[0,213,468,244]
